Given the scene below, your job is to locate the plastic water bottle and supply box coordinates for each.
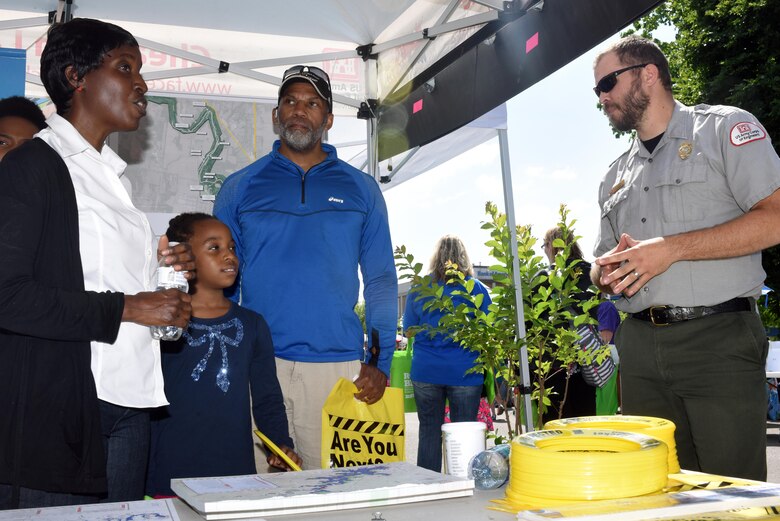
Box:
[150,242,188,341]
[468,443,510,489]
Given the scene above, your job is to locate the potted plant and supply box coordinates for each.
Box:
[395,203,610,436]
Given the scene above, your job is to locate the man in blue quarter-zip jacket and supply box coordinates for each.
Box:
[214,65,397,470]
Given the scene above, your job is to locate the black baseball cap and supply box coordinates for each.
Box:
[278,65,333,113]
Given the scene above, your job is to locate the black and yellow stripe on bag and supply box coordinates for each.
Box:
[327,415,405,436]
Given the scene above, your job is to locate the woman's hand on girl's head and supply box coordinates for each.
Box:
[158,235,197,281]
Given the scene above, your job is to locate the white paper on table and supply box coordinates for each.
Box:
[0,498,180,521]
[183,475,278,495]
[173,461,474,518]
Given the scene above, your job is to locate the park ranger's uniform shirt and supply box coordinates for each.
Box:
[594,101,780,313]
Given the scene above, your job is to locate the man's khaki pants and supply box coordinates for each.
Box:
[274,358,362,470]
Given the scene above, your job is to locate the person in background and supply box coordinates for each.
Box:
[0,18,192,510]
[403,235,492,472]
[214,65,397,469]
[147,213,300,497]
[597,298,621,345]
[595,297,621,415]
[0,96,46,161]
[540,226,597,422]
[591,35,780,480]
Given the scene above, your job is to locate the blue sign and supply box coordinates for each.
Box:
[0,48,26,98]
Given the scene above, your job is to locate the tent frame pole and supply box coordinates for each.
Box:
[382,0,461,97]
[497,128,534,433]
[365,57,379,180]
[0,16,48,30]
[377,146,420,182]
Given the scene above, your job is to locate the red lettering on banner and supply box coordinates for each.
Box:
[2,30,218,79]
[148,50,167,67]
[137,44,214,69]
[322,49,360,82]
[188,45,210,61]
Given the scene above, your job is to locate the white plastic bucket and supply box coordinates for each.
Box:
[441,421,486,478]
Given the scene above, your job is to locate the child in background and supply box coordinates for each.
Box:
[147,213,301,497]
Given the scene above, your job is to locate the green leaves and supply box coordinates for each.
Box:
[395,203,608,435]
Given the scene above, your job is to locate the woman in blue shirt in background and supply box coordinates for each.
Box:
[403,235,491,472]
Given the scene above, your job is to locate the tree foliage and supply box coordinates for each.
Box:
[353,302,366,333]
[631,0,780,317]
[395,204,606,435]
[633,0,780,135]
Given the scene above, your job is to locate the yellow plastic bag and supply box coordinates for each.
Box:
[321,377,405,469]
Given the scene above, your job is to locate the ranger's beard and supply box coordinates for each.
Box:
[606,77,650,132]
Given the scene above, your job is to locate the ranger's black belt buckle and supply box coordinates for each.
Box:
[649,305,672,326]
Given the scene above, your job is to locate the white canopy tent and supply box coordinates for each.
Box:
[0,0,662,432]
[0,0,515,187]
[0,0,537,428]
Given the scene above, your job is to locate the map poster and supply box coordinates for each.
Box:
[117,95,277,218]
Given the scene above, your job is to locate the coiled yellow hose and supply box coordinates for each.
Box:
[505,429,668,505]
[544,415,679,473]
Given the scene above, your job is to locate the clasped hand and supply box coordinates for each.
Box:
[595,233,674,297]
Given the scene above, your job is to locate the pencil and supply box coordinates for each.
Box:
[253,429,302,471]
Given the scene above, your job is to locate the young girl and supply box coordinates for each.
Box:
[146,213,301,497]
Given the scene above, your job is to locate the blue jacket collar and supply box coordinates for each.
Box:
[271,139,339,164]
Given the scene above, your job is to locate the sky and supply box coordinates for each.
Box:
[382,32,634,270]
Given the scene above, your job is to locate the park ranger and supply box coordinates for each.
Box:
[591,35,780,481]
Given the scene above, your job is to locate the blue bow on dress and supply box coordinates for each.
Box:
[185,318,244,392]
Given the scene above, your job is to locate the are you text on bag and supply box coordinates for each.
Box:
[321,378,405,469]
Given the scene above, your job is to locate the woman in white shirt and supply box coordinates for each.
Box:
[37,19,194,503]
